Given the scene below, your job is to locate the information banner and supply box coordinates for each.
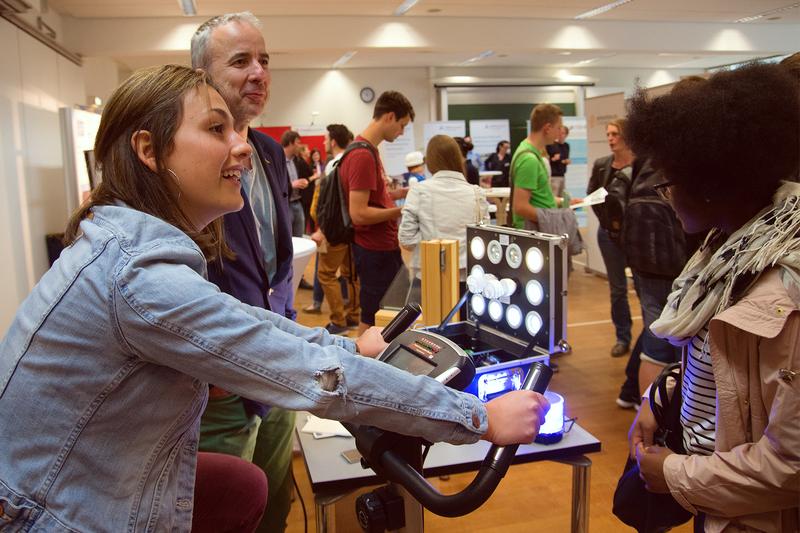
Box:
[562,116,588,228]
[423,120,466,149]
[381,123,416,177]
[469,119,510,157]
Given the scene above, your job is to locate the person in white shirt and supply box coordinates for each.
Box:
[399,134,489,282]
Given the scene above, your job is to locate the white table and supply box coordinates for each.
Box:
[483,187,511,225]
[291,237,317,296]
[295,413,600,532]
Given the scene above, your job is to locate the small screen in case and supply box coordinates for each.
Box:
[383,346,436,377]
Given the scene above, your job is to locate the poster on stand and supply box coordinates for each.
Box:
[562,116,588,228]
[469,119,510,158]
[59,107,102,215]
[423,121,466,149]
[381,123,416,177]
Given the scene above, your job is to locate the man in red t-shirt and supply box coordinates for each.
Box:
[339,91,414,334]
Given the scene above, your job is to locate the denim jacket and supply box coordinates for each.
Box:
[0,205,488,532]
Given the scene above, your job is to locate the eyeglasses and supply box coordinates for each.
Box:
[653,180,674,202]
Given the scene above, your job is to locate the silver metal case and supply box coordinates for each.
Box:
[465,224,568,356]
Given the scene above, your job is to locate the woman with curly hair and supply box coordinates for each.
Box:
[626,62,800,531]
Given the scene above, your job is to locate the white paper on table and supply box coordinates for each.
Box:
[301,414,352,439]
[569,187,608,210]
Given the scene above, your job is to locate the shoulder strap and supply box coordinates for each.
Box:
[507,146,543,227]
[336,140,381,178]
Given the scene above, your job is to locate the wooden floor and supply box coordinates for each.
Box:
[286,256,692,532]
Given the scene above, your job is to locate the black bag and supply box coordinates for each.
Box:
[621,160,690,279]
[317,141,374,246]
[595,166,632,242]
[612,362,693,532]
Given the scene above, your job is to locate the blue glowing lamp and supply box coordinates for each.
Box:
[535,391,565,444]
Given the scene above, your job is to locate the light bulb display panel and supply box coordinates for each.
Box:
[464,225,567,355]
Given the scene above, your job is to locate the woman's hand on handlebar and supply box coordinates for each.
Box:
[482,391,550,446]
[354,327,387,358]
[628,397,657,460]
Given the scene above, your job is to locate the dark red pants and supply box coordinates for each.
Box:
[192,452,268,533]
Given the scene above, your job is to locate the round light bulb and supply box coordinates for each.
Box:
[470,265,484,278]
[506,305,523,329]
[505,243,522,269]
[501,278,517,297]
[488,300,504,322]
[526,280,544,306]
[466,274,483,294]
[470,294,486,316]
[526,247,544,273]
[483,279,504,299]
[470,236,485,260]
[487,240,503,265]
[525,311,543,336]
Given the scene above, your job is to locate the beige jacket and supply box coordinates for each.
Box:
[663,268,800,532]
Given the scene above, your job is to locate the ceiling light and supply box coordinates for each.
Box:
[576,58,597,65]
[394,0,420,16]
[735,2,800,23]
[559,51,573,56]
[177,0,196,16]
[461,50,495,65]
[575,0,633,20]
[332,51,357,69]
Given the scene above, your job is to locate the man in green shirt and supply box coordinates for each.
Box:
[511,103,564,229]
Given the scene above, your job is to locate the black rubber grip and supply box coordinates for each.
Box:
[381,303,422,342]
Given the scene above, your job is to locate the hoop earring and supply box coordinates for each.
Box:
[167,168,182,201]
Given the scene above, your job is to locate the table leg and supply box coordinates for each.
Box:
[314,493,347,533]
[570,455,591,533]
[554,455,591,533]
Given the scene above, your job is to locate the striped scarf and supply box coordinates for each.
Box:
[651,181,800,346]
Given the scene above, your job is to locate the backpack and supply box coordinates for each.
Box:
[316,141,374,246]
[594,166,632,243]
[622,161,689,278]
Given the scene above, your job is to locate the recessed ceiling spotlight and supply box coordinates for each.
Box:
[735,1,799,23]
[460,50,495,66]
[394,0,420,16]
[178,0,196,16]
[575,0,634,20]
[332,51,357,69]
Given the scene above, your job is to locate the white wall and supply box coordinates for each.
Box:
[0,18,85,335]
[255,67,434,152]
